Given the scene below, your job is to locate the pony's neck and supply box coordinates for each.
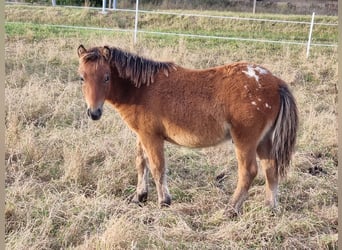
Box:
[106,71,139,107]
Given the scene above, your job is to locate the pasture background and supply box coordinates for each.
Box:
[5,5,337,249]
[7,0,339,15]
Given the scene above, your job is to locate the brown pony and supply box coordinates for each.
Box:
[77,45,298,213]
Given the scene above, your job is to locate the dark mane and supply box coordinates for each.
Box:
[111,47,176,87]
[81,46,176,88]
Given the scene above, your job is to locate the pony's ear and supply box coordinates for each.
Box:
[103,46,112,61]
[77,45,87,57]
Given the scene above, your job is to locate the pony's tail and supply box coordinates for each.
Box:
[272,84,298,178]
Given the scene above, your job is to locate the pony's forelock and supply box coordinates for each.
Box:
[80,48,102,64]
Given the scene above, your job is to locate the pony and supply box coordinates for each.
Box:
[77,44,298,214]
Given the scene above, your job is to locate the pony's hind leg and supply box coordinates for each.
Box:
[132,139,149,203]
[257,136,278,208]
[139,135,171,207]
[229,144,258,214]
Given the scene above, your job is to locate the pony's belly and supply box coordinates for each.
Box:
[164,122,231,148]
[166,134,229,148]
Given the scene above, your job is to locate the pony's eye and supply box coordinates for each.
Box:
[104,74,110,83]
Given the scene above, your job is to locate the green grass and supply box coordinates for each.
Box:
[5,4,337,250]
[5,5,338,45]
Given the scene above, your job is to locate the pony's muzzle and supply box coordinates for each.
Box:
[87,108,102,120]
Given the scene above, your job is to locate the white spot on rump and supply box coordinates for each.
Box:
[265,103,272,109]
[242,65,259,82]
[255,66,268,75]
[251,101,257,105]
[242,65,269,86]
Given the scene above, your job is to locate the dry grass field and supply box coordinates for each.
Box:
[5,5,337,249]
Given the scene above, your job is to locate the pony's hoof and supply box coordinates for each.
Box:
[130,191,148,205]
[265,202,280,215]
[159,196,171,208]
[137,191,148,203]
[265,199,278,210]
[224,205,240,218]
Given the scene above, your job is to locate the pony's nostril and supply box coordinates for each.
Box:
[87,108,102,120]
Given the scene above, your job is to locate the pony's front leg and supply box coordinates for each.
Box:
[132,139,149,204]
[139,135,171,207]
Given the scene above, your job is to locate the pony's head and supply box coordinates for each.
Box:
[77,45,112,120]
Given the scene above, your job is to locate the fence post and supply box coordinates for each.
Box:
[101,0,107,14]
[133,0,139,44]
[112,0,116,9]
[51,0,56,6]
[253,0,256,14]
[306,12,315,58]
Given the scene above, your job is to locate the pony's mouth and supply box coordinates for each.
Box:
[87,108,102,120]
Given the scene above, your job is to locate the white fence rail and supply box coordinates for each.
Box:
[5,1,338,57]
